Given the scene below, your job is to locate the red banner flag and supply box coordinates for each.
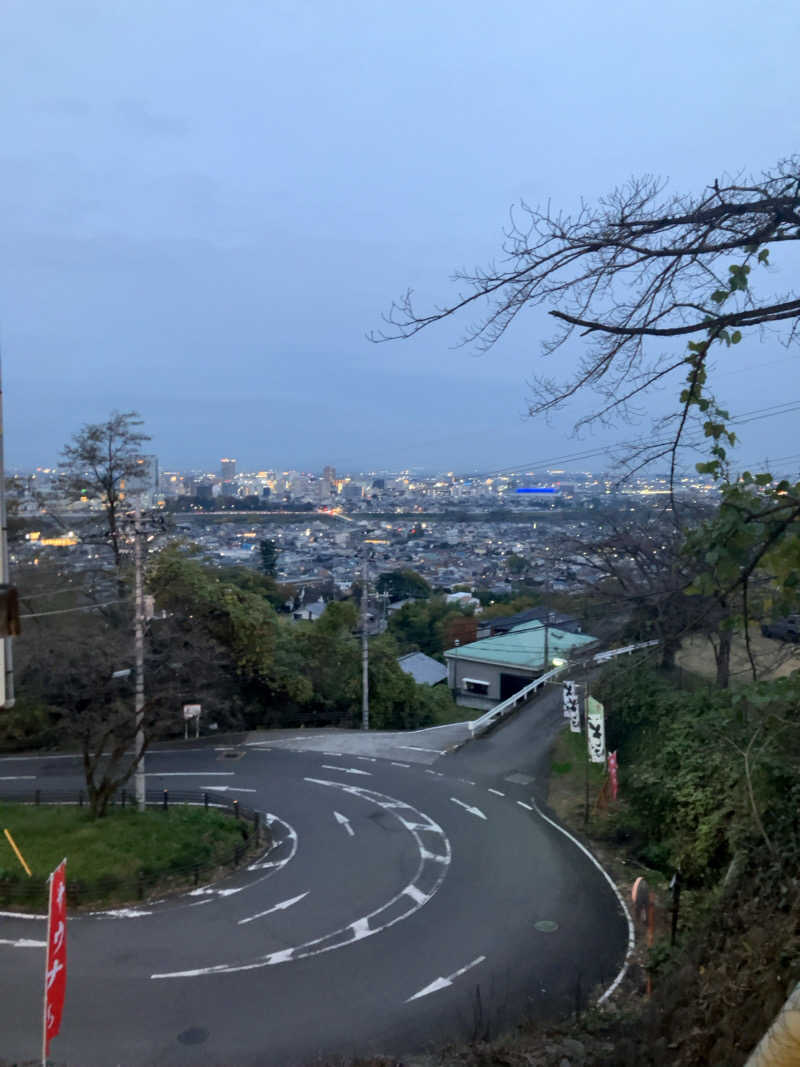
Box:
[608,750,619,801]
[43,859,67,1058]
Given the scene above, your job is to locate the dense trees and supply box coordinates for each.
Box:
[375,567,431,602]
[147,546,455,730]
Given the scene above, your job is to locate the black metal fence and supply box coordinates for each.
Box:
[0,787,269,908]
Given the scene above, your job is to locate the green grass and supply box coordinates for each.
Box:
[0,804,255,908]
[430,702,483,726]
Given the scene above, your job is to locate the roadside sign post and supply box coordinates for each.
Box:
[42,858,67,1066]
[183,703,201,740]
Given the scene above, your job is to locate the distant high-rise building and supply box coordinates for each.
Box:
[123,454,159,506]
[220,458,237,480]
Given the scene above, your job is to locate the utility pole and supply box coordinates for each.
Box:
[361,548,369,731]
[133,509,146,812]
[0,353,14,708]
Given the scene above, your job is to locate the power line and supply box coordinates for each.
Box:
[20,599,129,620]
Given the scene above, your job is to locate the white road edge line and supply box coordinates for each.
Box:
[0,776,36,780]
[529,797,635,1004]
[397,745,447,755]
[0,937,47,948]
[144,772,235,777]
[406,955,486,1001]
[517,801,533,811]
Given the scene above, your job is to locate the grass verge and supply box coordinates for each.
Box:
[0,804,261,910]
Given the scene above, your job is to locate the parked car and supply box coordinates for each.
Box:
[761,614,800,643]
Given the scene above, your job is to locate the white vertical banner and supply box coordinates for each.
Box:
[562,680,577,720]
[569,684,581,734]
[586,696,606,762]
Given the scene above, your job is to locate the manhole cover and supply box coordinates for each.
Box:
[505,772,534,786]
[534,920,559,933]
[219,750,244,761]
[177,1027,209,1045]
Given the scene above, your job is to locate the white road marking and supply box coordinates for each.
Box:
[0,937,46,948]
[144,772,234,777]
[406,955,486,1001]
[0,776,36,780]
[397,745,446,755]
[517,801,533,811]
[355,756,377,762]
[488,788,505,796]
[333,811,355,836]
[390,762,410,768]
[320,765,372,776]
[238,891,309,926]
[450,798,487,820]
[153,780,451,979]
[202,785,257,793]
[89,908,152,919]
[0,911,46,921]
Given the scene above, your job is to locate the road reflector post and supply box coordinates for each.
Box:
[203,792,209,811]
[162,789,168,811]
[78,791,84,808]
[233,799,239,819]
[3,827,32,877]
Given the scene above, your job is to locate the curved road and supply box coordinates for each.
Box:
[0,688,630,1065]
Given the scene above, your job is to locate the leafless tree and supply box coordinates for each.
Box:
[375,159,800,467]
[60,411,151,568]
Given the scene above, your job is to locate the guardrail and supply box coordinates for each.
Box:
[468,639,660,738]
[0,787,267,907]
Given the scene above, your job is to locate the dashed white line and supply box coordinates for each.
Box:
[390,762,410,768]
[0,776,35,781]
[488,788,505,796]
[320,765,372,777]
[397,745,447,755]
[517,801,533,811]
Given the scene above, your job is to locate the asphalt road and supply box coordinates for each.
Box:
[0,688,630,1066]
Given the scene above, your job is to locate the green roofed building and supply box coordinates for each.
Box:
[444,621,598,709]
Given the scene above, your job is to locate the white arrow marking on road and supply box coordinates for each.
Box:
[202,785,257,793]
[320,765,372,777]
[334,811,355,836]
[406,955,486,1001]
[238,891,309,926]
[450,798,487,820]
[0,937,46,948]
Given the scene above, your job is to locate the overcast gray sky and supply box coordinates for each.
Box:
[2,0,798,475]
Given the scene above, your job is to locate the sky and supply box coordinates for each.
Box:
[1,0,799,476]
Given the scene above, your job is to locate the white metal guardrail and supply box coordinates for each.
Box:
[468,639,660,737]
